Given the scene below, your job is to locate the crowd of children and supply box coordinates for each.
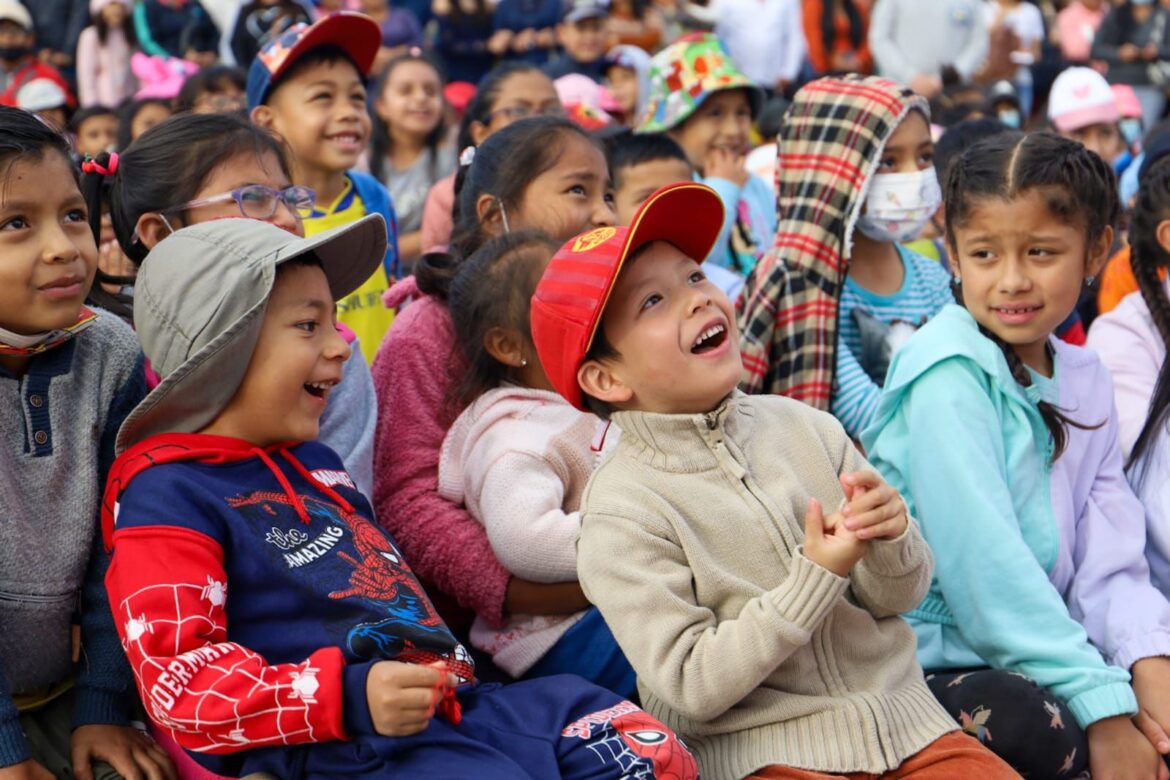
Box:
[6,1,1170,779]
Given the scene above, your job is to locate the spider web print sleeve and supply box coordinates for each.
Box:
[106,524,350,752]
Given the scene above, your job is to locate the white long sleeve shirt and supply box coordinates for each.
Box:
[712,0,806,88]
[869,0,989,83]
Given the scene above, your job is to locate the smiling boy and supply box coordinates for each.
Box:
[530,183,1018,779]
[249,12,399,363]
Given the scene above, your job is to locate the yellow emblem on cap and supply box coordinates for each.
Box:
[571,227,617,253]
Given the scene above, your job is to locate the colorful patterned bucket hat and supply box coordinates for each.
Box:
[635,33,764,134]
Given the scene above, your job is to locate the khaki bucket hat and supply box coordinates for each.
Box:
[116,214,387,454]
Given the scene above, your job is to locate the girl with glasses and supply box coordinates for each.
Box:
[80,110,379,516]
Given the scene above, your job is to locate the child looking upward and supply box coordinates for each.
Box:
[530,182,1017,779]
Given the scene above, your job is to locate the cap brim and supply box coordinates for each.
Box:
[116,214,387,454]
[270,13,382,84]
[277,212,388,303]
[587,183,726,355]
[1051,103,1120,132]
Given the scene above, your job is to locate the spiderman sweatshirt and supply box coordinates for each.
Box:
[102,434,473,775]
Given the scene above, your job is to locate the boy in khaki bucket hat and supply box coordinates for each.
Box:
[99,216,695,778]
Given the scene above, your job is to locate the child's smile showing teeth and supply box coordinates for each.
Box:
[691,321,728,354]
[328,131,362,152]
[304,379,337,400]
[991,303,1043,326]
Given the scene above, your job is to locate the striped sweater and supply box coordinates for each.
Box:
[834,246,953,437]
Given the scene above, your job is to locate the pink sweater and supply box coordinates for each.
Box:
[420,172,456,255]
[372,277,511,628]
[438,386,606,676]
[76,26,136,108]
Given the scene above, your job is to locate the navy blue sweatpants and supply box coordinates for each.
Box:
[210,675,698,779]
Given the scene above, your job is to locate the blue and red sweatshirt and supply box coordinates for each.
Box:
[101,434,473,773]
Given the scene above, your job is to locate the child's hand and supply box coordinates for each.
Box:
[0,760,54,780]
[486,29,513,55]
[704,146,749,187]
[71,724,176,780]
[366,660,458,737]
[839,471,909,541]
[1087,715,1170,780]
[802,498,867,578]
[1133,657,1170,756]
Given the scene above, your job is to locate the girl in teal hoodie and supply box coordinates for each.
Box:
[863,132,1170,780]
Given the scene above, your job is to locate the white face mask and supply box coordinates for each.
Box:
[855,168,942,243]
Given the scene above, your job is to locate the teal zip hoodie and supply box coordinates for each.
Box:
[860,304,1137,729]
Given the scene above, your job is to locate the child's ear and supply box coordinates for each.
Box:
[1087,224,1115,278]
[469,120,491,146]
[134,213,173,251]
[250,104,275,131]
[483,326,525,368]
[475,193,504,236]
[1155,219,1170,259]
[578,359,633,406]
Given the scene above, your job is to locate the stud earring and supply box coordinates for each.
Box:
[1086,275,1098,287]
[520,358,528,367]
[953,274,962,285]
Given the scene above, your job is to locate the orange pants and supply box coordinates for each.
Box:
[746,732,1020,779]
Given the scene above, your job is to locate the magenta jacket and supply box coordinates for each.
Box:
[371,277,511,628]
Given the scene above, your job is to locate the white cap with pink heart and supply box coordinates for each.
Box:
[1047,66,1121,133]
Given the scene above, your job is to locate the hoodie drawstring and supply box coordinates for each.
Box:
[278,448,355,514]
[249,446,355,524]
[253,448,312,523]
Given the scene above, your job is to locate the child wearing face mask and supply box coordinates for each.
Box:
[372,115,616,655]
[739,75,954,439]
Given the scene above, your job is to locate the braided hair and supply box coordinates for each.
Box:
[1126,154,1170,476]
[945,131,1118,461]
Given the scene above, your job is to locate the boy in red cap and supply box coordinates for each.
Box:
[530,182,1019,779]
[248,12,399,363]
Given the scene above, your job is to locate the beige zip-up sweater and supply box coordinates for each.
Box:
[577,392,957,780]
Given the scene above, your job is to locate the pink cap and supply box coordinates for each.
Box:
[1048,67,1120,132]
[1112,84,1143,120]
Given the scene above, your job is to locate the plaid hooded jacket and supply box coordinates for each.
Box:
[737,75,929,409]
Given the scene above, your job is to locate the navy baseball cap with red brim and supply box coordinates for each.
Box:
[246,12,382,109]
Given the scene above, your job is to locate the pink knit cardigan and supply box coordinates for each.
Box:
[372,277,511,628]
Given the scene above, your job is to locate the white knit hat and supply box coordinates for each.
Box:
[1048,67,1120,132]
[0,0,31,29]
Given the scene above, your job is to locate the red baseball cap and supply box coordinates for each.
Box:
[530,182,725,410]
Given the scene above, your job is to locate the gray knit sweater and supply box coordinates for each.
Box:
[577,392,957,780]
[0,313,145,766]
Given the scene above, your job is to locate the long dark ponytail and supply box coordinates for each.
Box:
[945,131,1118,461]
[1126,154,1170,476]
[821,0,864,57]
